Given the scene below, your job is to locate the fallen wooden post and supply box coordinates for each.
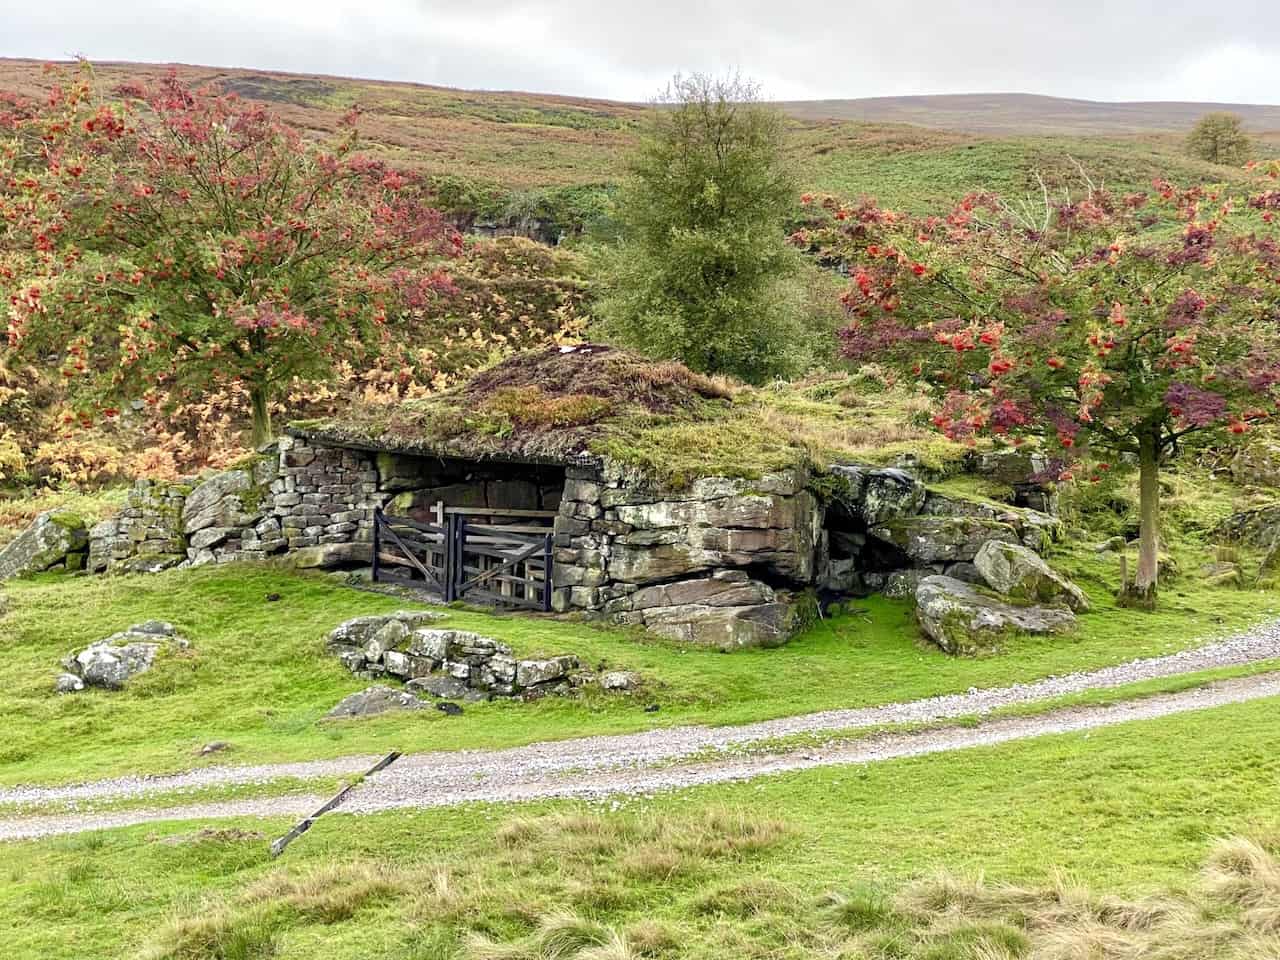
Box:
[269,750,400,858]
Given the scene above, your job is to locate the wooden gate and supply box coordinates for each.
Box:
[372,507,554,611]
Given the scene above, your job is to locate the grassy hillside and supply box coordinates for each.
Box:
[778,91,1280,134]
[2,59,1274,220]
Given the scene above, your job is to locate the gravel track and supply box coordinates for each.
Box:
[0,755,381,807]
[3,619,1280,840]
[4,671,1279,841]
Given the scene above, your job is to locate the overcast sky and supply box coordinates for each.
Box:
[4,1,1279,104]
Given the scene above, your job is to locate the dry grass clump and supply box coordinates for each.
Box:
[821,834,1280,960]
[495,807,786,870]
[138,816,1280,960]
[140,905,283,960]
[1202,834,1280,933]
[240,862,407,923]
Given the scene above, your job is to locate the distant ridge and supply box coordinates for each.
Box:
[775,92,1280,135]
[2,59,1279,138]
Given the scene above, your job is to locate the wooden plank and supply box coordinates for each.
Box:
[385,532,445,553]
[270,751,400,857]
[459,543,543,561]
[443,507,557,518]
[459,542,542,592]
[462,522,556,535]
[380,523,442,590]
[381,514,447,535]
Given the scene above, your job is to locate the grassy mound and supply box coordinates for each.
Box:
[292,346,969,485]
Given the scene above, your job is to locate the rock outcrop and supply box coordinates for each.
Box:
[325,685,428,718]
[326,613,580,699]
[973,541,1090,612]
[605,571,793,650]
[58,620,188,691]
[1213,505,1280,549]
[914,575,1077,655]
[0,510,88,580]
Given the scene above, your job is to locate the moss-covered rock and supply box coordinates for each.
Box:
[0,510,89,580]
[915,575,1077,655]
[974,541,1090,612]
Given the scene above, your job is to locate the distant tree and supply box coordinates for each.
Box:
[594,73,806,383]
[1186,112,1252,166]
[809,163,1280,609]
[1,66,461,448]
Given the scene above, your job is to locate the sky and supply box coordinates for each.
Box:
[4,0,1279,104]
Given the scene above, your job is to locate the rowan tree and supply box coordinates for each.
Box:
[1,66,461,447]
[806,164,1280,608]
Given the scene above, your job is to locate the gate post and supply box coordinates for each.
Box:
[542,532,553,612]
[371,508,382,583]
[444,514,457,603]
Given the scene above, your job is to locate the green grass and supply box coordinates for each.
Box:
[3,694,1280,959]
[1,561,1275,787]
[801,131,1255,213]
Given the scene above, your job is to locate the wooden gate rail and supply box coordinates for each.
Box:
[372,508,554,611]
[372,509,448,594]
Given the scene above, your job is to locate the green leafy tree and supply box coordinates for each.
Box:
[2,67,460,448]
[1186,112,1252,166]
[594,73,806,383]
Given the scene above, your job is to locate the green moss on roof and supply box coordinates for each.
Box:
[289,345,974,486]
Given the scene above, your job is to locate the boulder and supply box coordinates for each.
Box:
[973,448,1048,485]
[944,562,984,584]
[870,517,1021,565]
[288,542,371,570]
[600,670,642,692]
[1231,439,1280,487]
[1199,561,1243,589]
[182,469,254,534]
[406,629,512,662]
[363,619,411,662]
[516,655,579,688]
[324,685,427,718]
[607,571,775,614]
[0,510,89,580]
[326,610,446,650]
[70,638,160,689]
[114,553,185,574]
[914,575,1077,655]
[631,599,794,651]
[882,569,927,600]
[833,466,927,526]
[54,672,84,694]
[1212,505,1280,549]
[407,676,489,702]
[61,620,188,692]
[973,541,1090,612]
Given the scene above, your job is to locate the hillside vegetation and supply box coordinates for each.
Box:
[2,59,1275,221]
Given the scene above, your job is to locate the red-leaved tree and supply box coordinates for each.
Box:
[2,65,461,447]
[802,164,1280,608]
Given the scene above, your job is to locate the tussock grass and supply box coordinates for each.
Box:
[816,834,1280,960]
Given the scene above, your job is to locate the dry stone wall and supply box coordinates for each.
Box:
[0,429,1068,654]
[551,459,1062,649]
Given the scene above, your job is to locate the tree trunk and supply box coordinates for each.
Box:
[1122,431,1161,609]
[249,385,273,449]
